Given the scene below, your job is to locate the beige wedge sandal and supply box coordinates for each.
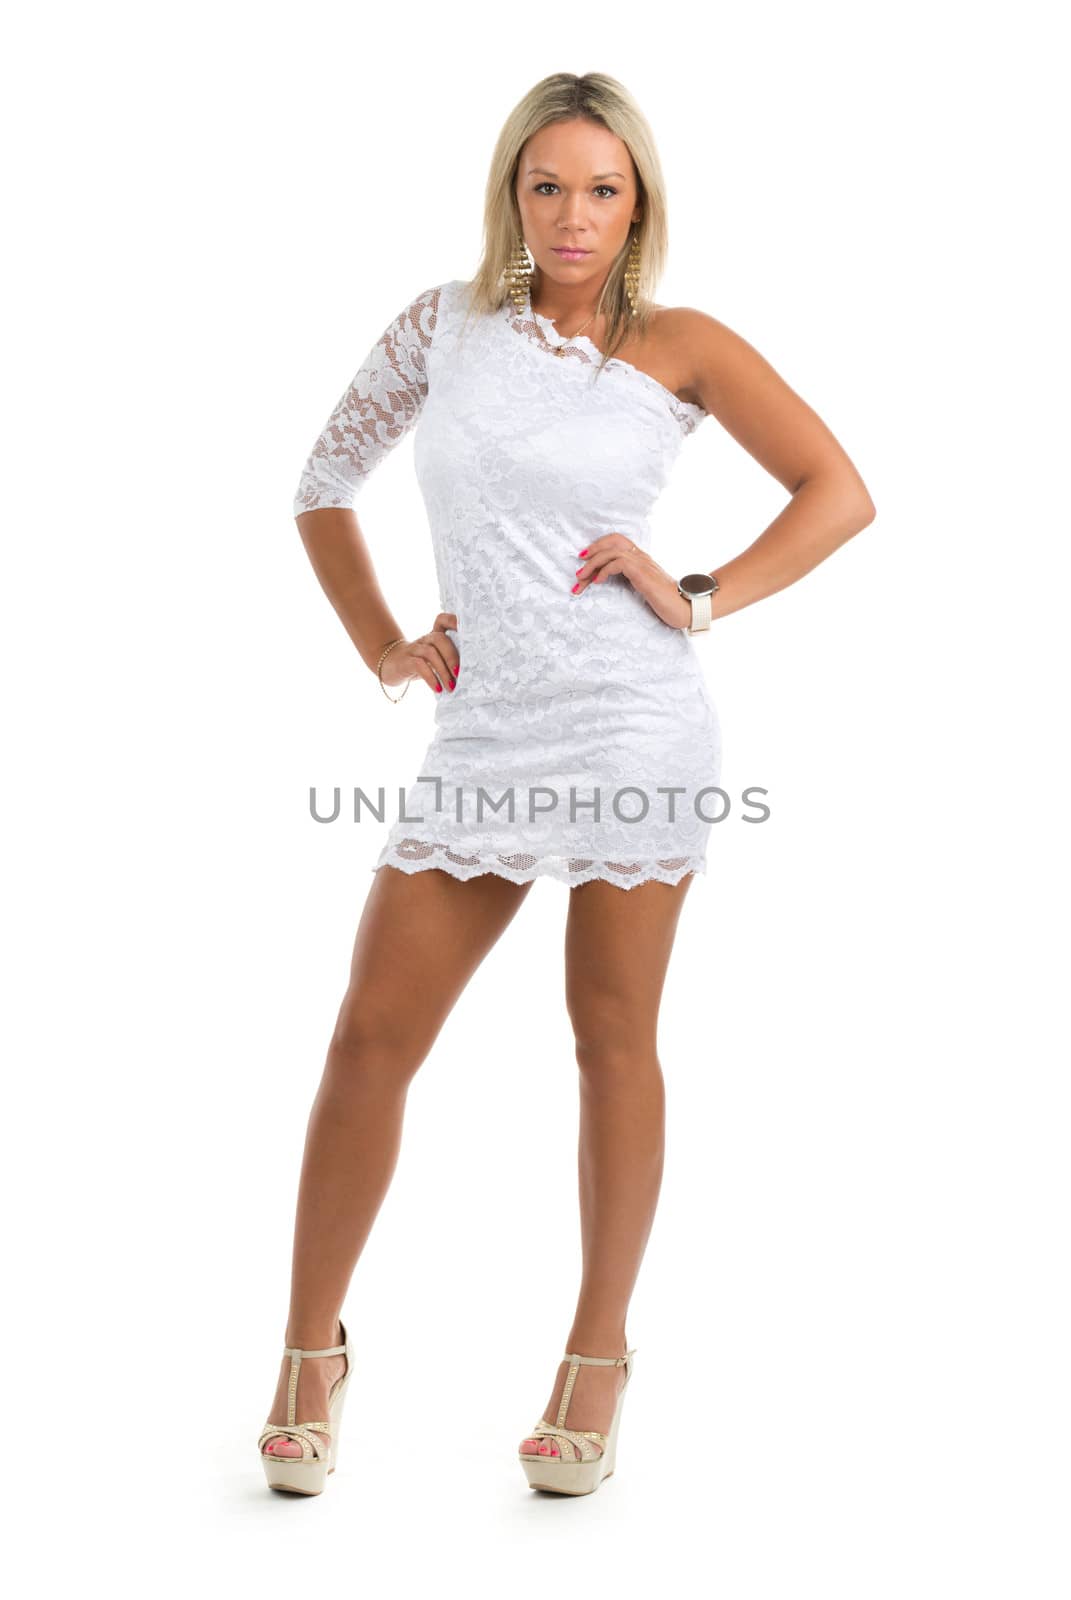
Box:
[518,1347,637,1496]
[258,1319,354,1495]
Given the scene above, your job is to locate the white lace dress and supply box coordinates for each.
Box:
[294,277,723,891]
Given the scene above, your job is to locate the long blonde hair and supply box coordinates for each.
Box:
[457,72,669,377]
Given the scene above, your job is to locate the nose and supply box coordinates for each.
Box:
[556,196,589,230]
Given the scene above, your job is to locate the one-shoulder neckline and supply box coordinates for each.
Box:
[504,284,708,427]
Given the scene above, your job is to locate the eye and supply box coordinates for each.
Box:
[532,183,619,198]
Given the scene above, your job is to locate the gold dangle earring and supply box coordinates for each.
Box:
[505,231,533,312]
[624,227,642,317]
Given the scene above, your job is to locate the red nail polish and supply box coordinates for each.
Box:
[571,583,580,593]
[435,682,442,692]
[578,548,589,557]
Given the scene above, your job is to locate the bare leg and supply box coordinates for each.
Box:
[262,863,534,1457]
[518,872,695,1460]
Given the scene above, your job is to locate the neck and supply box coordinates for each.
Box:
[530,267,607,325]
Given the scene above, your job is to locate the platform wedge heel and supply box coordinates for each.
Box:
[519,1348,636,1496]
[258,1319,353,1495]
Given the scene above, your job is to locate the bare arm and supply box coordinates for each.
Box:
[295,506,407,673]
[680,309,877,620]
[295,507,458,694]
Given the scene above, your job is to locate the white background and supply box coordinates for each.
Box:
[4,1,1067,1594]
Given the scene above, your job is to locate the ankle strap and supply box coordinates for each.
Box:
[562,1348,636,1367]
[283,1319,347,1359]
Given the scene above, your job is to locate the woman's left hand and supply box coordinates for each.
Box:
[571,532,691,630]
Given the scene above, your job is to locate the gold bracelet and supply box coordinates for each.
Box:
[376,638,409,703]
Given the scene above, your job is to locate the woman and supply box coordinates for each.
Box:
[259,71,875,1497]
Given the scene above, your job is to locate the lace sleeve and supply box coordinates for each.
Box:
[292,283,442,514]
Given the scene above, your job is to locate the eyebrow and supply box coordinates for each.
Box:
[527,167,626,181]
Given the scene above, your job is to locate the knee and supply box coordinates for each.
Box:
[327,1008,426,1089]
[571,1006,660,1086]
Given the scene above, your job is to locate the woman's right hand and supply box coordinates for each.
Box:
[378,612,460,695]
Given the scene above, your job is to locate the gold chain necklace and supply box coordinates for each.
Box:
[528,276,598,357]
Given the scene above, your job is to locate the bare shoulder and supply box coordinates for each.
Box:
[610,302,711,406]
[624,302,760,410]
[647,304,773,408]
[650,303,861,495]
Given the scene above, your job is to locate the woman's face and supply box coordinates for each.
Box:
[515,117,642,290]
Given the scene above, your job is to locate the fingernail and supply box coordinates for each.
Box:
[435,683,442,692]
[578,548,589,557]
[571,583,580,593]
[575,567,584,576]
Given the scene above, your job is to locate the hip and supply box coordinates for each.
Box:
[440,610,715,710]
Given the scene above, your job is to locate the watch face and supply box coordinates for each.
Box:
[679,573,717,598]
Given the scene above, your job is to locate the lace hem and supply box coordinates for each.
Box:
[371,840,707,891]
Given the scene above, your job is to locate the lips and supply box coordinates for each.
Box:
[553,247,590,256]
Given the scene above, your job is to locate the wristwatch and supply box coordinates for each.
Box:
[676,572,719,634]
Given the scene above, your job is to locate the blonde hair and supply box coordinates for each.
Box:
[458,72,669,377]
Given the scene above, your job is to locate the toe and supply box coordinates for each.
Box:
[263,1435,301,1458]
[520,1435,560,1458]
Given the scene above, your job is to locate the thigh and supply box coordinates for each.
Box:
[332,864,534,1068]
[564,875,696,1058]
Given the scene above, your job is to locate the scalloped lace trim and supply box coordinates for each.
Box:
[372,840,706,891]
[508,282,708,434]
